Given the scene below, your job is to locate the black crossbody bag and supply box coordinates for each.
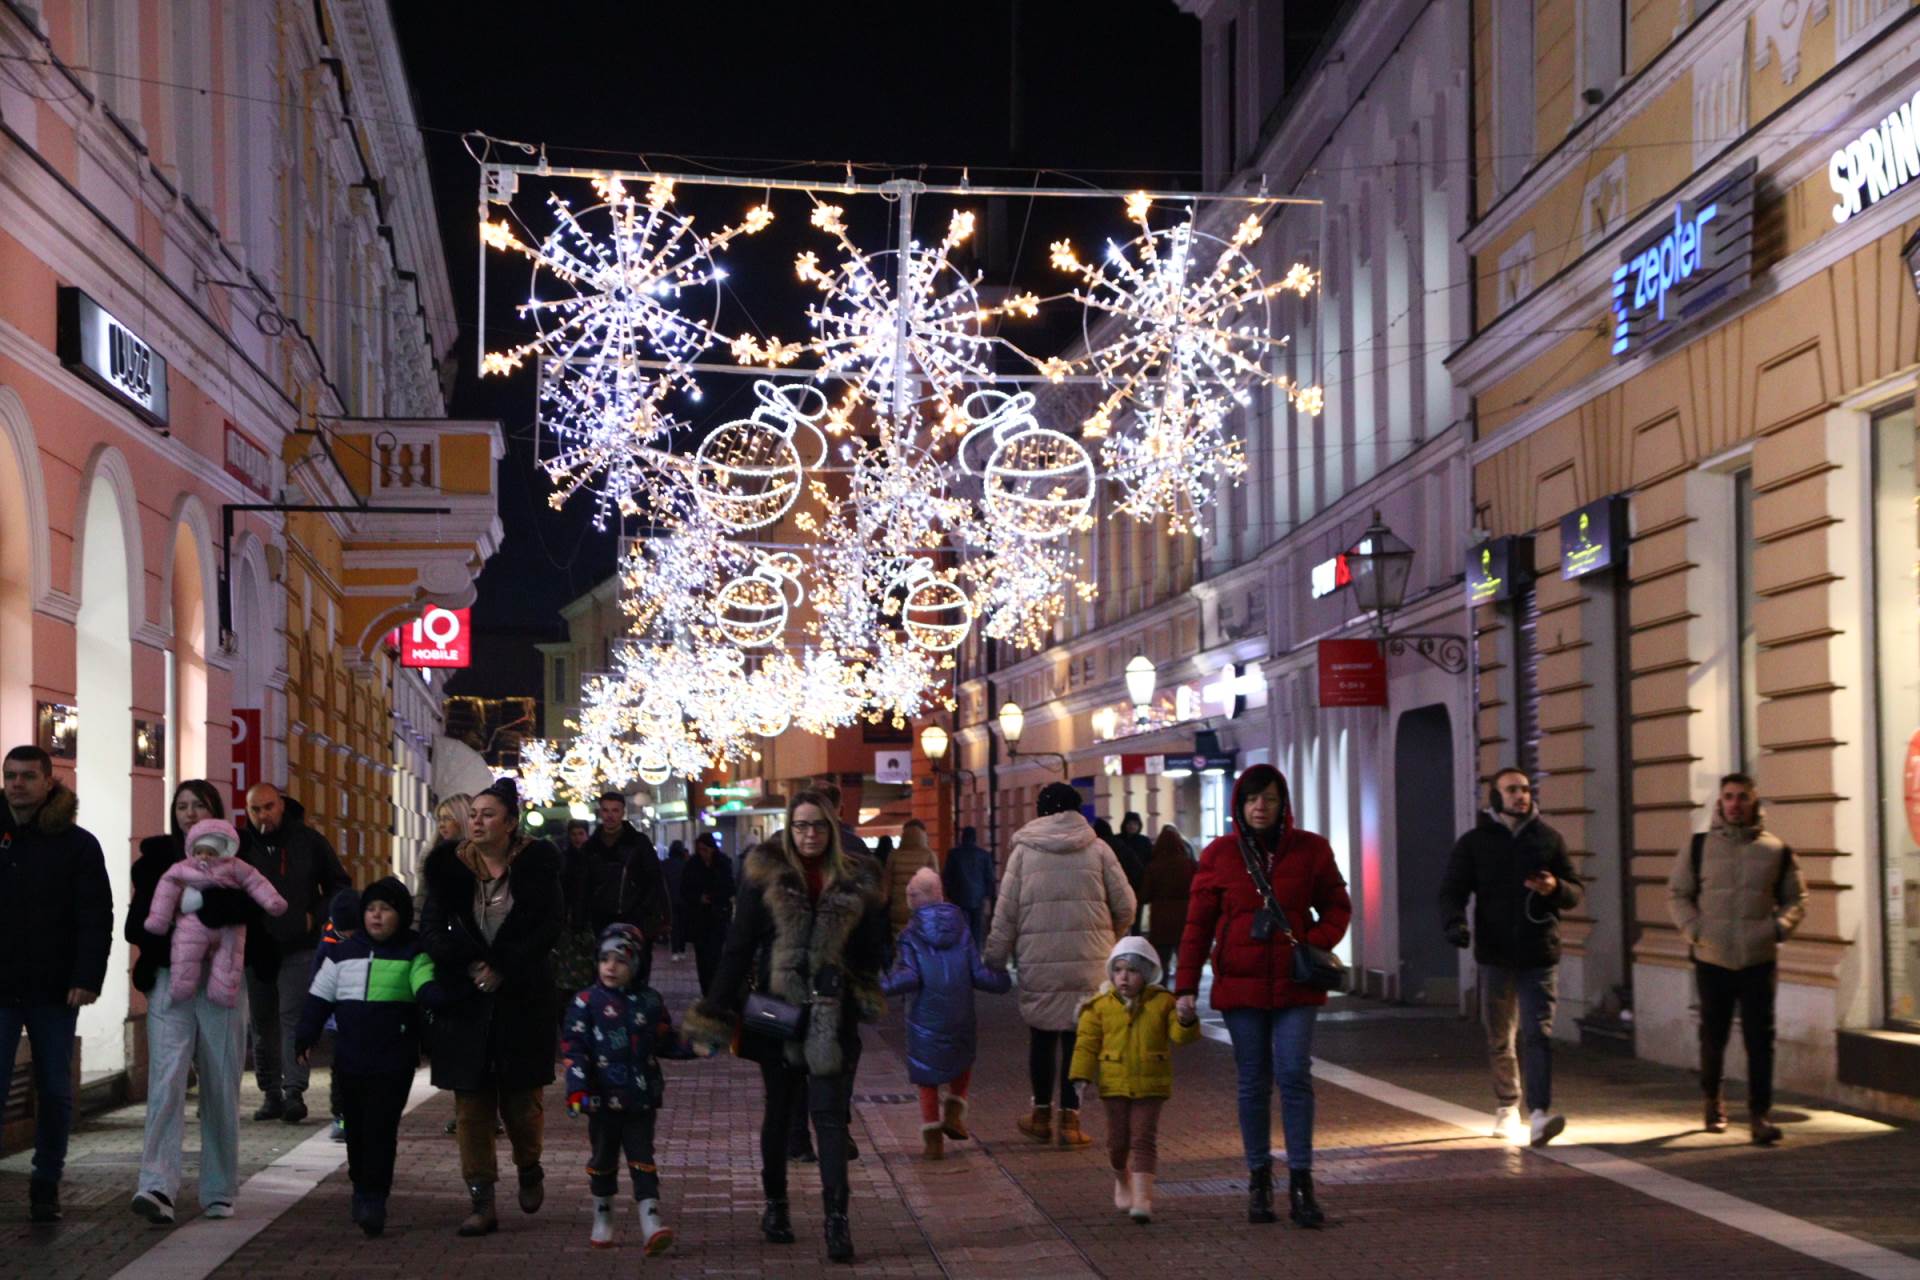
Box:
[1238,837,1347,993]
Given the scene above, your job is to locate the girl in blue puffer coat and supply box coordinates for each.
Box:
[882,869,1011,1159]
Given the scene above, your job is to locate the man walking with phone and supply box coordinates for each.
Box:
[1440,767,1583,1148]
[1667,772,1806,1145]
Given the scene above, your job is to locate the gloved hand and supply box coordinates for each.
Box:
[180,887,205,915]
[567,1091,587,1118]
[1444,921,1471,949]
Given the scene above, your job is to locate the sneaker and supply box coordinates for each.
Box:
[1529,1109,1566,1148]
[28,1179,60,1223]
[203,1202,233,1219]
[330,1116,347,1143]
[1491,1105,1518,1140]
[253,1092,285,1121]
[131,1190,176,1226]
[281,1094,309,1124]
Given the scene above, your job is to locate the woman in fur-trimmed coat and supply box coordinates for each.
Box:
[682,789,889,1266]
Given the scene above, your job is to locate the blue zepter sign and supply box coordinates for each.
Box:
[1609,158,1756,357]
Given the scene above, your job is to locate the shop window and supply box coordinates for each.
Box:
[1733,469,1760,771]
[1575,0,1626,121]
[1872,402,1920,1027]
[1201,773,1228,845]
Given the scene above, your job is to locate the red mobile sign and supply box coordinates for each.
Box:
[389,607,472,668]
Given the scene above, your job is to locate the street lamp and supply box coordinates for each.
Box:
[1124,654,1157,709]
[919,723,950,761]
[1343,510,1468,674]
[996,699,1067,775]
[918,721,975,840]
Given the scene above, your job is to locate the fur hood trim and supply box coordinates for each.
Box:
[745,841,883,1075]
[23,782,78,835]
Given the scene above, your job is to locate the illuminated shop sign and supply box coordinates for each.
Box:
[1466,535,1532,607]
[1830,91,1920,224]
[57,287,170,426]
[1309,554,1350,599]
[1559,495,1628,581]
[1609,159,1755,357]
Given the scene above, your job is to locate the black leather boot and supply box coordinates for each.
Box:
[823,1188,854,1264]
[1288,1169,1325,1228]
[761,1198,795,1243]
[1247,1165,1276,1223]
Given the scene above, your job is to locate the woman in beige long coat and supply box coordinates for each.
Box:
[984,782,1136,1149]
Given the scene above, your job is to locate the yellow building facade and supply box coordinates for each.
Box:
[1459,0,1920,1108]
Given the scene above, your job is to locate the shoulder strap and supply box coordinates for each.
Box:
[1234,835,1295,940]
[1774,842,1795,902]
[1689,832,1706,888]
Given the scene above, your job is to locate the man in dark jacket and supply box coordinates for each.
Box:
[585,793,671,954]
[241,782,351,1123]
[663,840,691,958]
[942,826,996,945]
[0,745,112,1223]
[1116,813,1154,934]
[678,837,734,994]
[1439,767,1583,1149]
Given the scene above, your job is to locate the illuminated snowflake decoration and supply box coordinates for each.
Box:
[1102,383,1247,537]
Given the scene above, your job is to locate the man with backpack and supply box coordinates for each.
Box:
[1667,772,1807,1145]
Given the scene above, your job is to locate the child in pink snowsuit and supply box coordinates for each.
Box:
[144,819,287,1008]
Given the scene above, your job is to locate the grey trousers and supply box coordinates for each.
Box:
[247,948,313,1099]
[139,969,247,1206]
[1480,965,1557,1112]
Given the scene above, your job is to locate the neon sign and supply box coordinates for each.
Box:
[1608,159,1755,358]
[1829,90,1920,225]
[1309,554,1351,600]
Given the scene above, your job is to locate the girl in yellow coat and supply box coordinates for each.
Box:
[1069,935,1201,1224]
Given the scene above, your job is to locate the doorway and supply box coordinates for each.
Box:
[1394,703,1456,1004]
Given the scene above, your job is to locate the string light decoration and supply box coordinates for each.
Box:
[472,168,1324,790]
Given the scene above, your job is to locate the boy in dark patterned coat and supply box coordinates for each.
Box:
[561,924,693,1255]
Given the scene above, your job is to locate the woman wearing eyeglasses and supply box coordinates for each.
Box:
[684,789,889,1265]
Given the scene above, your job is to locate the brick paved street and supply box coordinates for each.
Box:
[6,957,1918,1279]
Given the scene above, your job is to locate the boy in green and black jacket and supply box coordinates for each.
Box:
[296,877,443,1236]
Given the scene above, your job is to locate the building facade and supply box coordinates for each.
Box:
[0,0,499,1092]
[924,0,1476,1001]
[1458,0,1920,1109]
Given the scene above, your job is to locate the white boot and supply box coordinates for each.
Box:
[1529,1108,1566,1148]
[590,1195,615,1248]
[1112,1169,1132,1213]
[1129,1171,1154,1224]
[637,1197,673,1256]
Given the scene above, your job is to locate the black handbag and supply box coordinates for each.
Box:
[742,990,808,1042]
[1237,837,1347,993]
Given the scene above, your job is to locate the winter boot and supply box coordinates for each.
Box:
[1129,1171,1154,1225]
[280,1091,309,1124]
[252,1090,285,1121]
[1750,1110,1784,1146]
[760,1197,795,1244]
[1247,1165,1277,1224]
[1054,1108,1092,1149]
[638,1198,673,1256]
[941,1094,971,1140]
[1288,1169,1325,1229]
[516,1163,545,1214]
[28,1179,60,1224]
[823,1187,855,1264]
[922,1122,946,1161]
[457,1181,498,1237]
[359,1194,387,1238]
[1017,1103,1053,1142]
[1113,1168,1133,1213]
[590,1195,616,1248]
[1704,1092,1729,1133]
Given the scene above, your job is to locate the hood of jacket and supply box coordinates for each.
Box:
[1231,764,1292,854]
[9,781,79,835]
[898,826,933,858]
[908,900,968,949]
[1015,810,1099,856]
[457,833,536,879]
[1105,933,1162,989]
[1708,808,1763,843]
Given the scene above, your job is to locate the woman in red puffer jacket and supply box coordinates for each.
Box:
[1174,763,1350,1231]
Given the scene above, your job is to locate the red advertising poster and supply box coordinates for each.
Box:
[1317,639,1386,708]
[391,607,473,668]
[230,708,263,811]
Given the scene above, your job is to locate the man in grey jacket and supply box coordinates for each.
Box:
[1667,772,1807,1145]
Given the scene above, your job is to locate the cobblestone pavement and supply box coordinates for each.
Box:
[4,957,1917,1279]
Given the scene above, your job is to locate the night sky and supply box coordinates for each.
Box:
[390,2,1210,699]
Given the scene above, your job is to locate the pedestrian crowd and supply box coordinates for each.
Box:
[0,739,1803,1264]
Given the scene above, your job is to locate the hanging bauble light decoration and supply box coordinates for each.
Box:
[711,553,805,649]
[959,389,1095,543]
[889,559,972,653]
[691,380,829,532]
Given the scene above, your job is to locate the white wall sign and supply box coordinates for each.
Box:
[874,749,912,785]
[57,287,169,426]
[1829,89,1920,224]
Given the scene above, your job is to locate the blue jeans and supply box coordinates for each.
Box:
[1221,1005,1317,1172]
[0,1002,79,1184]
[1481,965,1557,1111]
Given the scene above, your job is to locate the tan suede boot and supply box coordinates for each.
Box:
[1054,1109,1092,1148]
[922,1123,945,1160]
[1016,1104,1052,1143]
[941,1094,970,1141]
